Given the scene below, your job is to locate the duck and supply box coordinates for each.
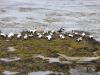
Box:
[77,37,82,42]
[17,33,21,39]
[0,33,6,38]
[59,34,65,39]
[29,29,36,34]
[8,32,14,38]
[24,34,28,40]
[81,32,85,37]
[46,35,52,40]
[89,35,94,39]
[68,34,74,37]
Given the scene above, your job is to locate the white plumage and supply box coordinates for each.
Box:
[51,30,55,33]
[81,32,85,36]
[8,32,14,38]
[0,33,6,37]
[68,34,74,37]
[29,29,36,34]
[38,34,42,38]
[89,35,93,39]
[77,37,82,41]
[74,32,78,35]
[46,35,52,40]
[28,34,33,37]
[59,34,65,39]
[24,34,28,40]
[17,33,21,38]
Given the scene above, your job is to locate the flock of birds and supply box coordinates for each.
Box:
[0,28,94,42]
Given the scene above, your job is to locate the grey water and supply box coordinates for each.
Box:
[0,0,100,41]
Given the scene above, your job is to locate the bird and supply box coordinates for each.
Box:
[24,34,28,40]
[37,33,41,36]
[28,34,33,37]
[46,35,52,40]
[17,33,21,39]
[74,32,78,35]
[0,33,6,38]
[58,28,64,33]
[37,32,42,38]
[89,35,94,39]
[38,34,42,38]
[50,30,55,35]
[43,30,49,34]
[81,32,85,37]
[29,29,36,34]
[77,37,82,42]
[68,34,74,37]
[59,34,65,39]
[51,30,55,33]
[8,32,14,38]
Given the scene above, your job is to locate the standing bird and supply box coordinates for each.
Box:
[8,32,14,38]
[0,33,6,38]
[58,28,64,33]
[29,29,36,34]
[59,34,65,39]
[24,34,28,40]
[17,33,21,39]
[81,32,85,37]
[89,35,94,39]
[74,32,78,35]
[77,37,82,42]
[68,34,74,37]
[46,35,52,40]
[37,33,42,38]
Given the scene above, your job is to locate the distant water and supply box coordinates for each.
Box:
[0,0,100,41]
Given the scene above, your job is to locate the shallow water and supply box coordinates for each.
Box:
[0,0,100,41]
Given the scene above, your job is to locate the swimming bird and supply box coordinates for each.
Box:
[59,34,65,39]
